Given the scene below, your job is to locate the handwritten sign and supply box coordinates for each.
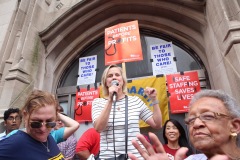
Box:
[166,71,201,113]
[151,42,177,75]
[74,87,100,122]
[77,55,97,85]
[105,20,143,65]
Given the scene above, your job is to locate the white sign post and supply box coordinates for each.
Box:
[150,42,177,75]
[77,55,97,85]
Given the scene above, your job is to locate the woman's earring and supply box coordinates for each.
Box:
[230,132,238,140]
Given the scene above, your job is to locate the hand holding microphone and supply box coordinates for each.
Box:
[111,80,119,102]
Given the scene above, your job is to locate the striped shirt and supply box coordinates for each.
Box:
[92,95,153,160]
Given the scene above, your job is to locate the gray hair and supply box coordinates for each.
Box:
[189,89,240,118]
[189,89,240,147]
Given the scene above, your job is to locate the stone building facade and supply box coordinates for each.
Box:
[0,0,240,133]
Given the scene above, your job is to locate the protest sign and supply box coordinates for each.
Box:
[166,71,201,113]
[77,55,97,85]
[105,20,143,65]
[127,76,169,127]
[74,87,100,122]
[151,42,177,75]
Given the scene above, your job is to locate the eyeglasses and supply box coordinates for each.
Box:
[7,116,21,121]
[30,121,56,128]
[185,111,231,126]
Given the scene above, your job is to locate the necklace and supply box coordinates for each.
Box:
[41,140,50,152]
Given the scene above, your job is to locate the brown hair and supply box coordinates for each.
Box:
[22,90,58,118]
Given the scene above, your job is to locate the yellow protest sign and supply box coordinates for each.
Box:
[127,76,169,128]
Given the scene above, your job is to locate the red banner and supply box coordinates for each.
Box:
[166,71,201,113]
[74,88,100,122]
[105,20,143,65]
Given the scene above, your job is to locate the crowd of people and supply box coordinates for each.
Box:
[0,65,239,160]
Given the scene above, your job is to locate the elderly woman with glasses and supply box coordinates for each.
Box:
[0,90,65,160]
[129,89,240,160]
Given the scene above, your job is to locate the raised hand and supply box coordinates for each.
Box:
[129,132,172,160]
[129,132,230,160]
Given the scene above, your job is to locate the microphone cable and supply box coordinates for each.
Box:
[112,100,117,160]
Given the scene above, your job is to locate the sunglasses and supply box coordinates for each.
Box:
[30,121,56,128]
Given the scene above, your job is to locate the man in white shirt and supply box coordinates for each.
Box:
[0,108,22,140]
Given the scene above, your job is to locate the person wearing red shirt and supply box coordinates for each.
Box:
[76,128,100,160]
[162,119,193,159]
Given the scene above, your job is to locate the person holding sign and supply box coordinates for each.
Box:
[92,64,162,160]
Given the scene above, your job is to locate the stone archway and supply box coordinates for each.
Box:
[39,0,207,93]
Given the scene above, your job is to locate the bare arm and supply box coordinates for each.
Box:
[76,150,91,160]
[58,113,80,140]
[93,84,119,132]
[144,87,162,129]
[93,99,113,132]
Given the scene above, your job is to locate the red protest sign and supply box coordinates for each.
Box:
[105,20,143,65]
[166,71,201,113]
[74,87,99,122]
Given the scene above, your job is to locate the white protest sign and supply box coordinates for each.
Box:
[150,42,177,75]
[77,55,97,85]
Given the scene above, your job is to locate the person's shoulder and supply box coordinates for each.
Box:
[88,128,99,135]
[51,127,65,135]
[92,98,107,106]
[87,128,97,132]
[127,95,138,99]
[48,133,57,143]
[0,131,6,137]
[93,97,106,101]
[0,131,6,141]
[6,129,19,137]
[50,128,64,143]
[184,154,207,160]
[1,130,26,143]
[11,130,27,137]
[128,95,143,101]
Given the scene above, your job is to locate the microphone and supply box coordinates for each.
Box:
[111,80,119,102]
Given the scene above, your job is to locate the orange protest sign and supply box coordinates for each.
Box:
[166,71,201,114]
[105,20,143,65]
[74,87,100,122]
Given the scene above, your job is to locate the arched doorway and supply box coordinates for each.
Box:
[56,32,209,140]
[39,0,207,141]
